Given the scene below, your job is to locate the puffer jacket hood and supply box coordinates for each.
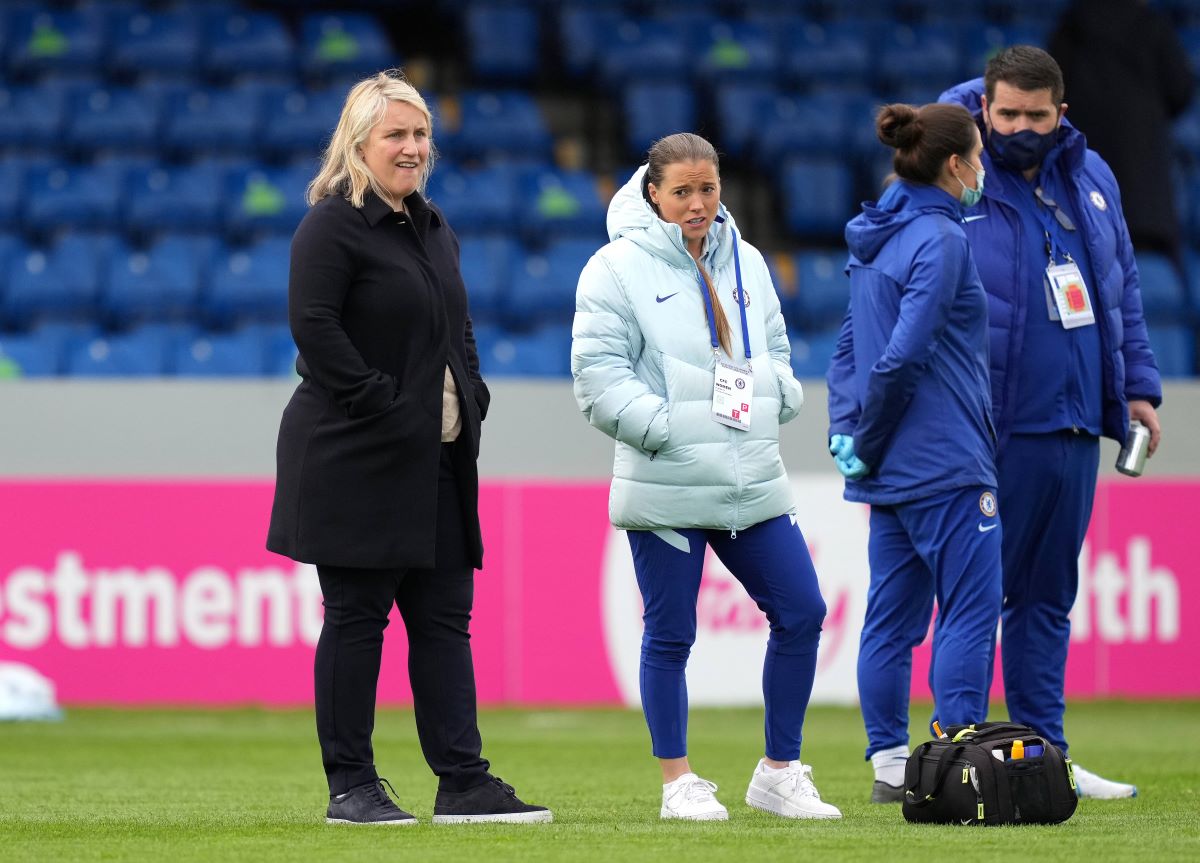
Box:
[606,164,736,273]
[846,180,963,264]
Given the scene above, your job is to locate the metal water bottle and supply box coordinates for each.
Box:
[1115,420,1151,477]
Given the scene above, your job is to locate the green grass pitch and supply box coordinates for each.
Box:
[1,701,1197,862]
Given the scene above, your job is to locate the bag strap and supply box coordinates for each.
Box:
[904,742,966,807]
[945,722,1033,743]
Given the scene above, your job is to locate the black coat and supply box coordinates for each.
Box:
[1049,0,1195,256]
[267,190,490,569]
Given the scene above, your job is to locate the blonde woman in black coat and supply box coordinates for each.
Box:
[267,70,550,826]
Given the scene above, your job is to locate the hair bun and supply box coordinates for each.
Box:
[876,104,921,150]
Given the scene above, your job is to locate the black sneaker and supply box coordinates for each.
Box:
[326,778,418,825]
[432,776,553,824]
[871,780,905,804]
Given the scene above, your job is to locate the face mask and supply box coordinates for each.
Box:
[987,126,1059,172]
[956,159,985,207]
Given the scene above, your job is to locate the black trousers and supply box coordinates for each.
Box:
[314,445,490,795]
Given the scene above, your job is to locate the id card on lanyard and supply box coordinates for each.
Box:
[1045,261,1096,329]
[702,227,755,431]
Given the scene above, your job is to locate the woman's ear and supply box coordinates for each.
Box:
[647,182,659,205]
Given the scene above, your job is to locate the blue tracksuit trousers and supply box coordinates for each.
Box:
[995,432,1099,757]
[858,486,1003,759]
[626,513,827,761]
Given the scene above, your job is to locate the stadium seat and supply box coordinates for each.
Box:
[24,162,126,236]
[0,85,66,149]
[259,86,345,159]
[64,86,161,156]
[693,19,779,86]
[103,235,219,327]
[517,168,606,242]
[757,93,861,163]
[779,20,872,90]
[961,24,1048,80]
[1145,324,1196,377]
[600,19,689,88]
[162,87,263,158]
[451,91,553,162]
[479,322,572,377]
[876,23,962,90]
[204,236,291,328]
[0,332,59,377]
[458,235,518,323]
[427,164,519,235]
[465,3,540,81]
[622,81,696,158]
[506,239,595,326]
[202,10,295,79]
[174,328,267,376]
[26,320,101,364]
[714,83,779,158]
[240,321,298,376]
[559,5,625,78]
[780,157,856,237]
[788,327,842,379]
[65,327,171,377]
[125,161,226,237]
[1135,252,1188,320]
[5,10,105,79]
[3,234,123,328]
[299,12,395,82]
[108,10,201,78]
[223,164,311,238]
[792,250,851,330]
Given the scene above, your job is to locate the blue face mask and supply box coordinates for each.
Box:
[987,126,1060,172]
[957,159,985,207]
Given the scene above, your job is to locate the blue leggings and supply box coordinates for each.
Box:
[627,513,827,761]
[858,486,1003,759]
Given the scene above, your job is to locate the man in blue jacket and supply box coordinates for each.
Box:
[941,46,1162,799]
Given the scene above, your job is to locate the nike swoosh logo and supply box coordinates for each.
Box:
[978,522,998,533]
[655,292,679,303]
[963,214,988,223]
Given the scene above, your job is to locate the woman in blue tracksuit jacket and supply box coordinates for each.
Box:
[826,103,1003,802]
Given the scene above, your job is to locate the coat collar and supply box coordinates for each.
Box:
[361,189,441,232]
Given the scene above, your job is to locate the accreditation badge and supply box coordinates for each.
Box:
[1045,261,1096,329]
[712,359,753,431]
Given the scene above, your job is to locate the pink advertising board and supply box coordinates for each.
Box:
[0,478,1194,706]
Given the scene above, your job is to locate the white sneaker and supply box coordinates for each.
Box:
[1073,764,1138,799]
[745,759,842,819]
[661,773,729,821]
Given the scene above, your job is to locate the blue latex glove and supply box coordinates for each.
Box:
[829,434,870,479]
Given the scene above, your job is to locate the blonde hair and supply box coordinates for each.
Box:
[307,69,437,208]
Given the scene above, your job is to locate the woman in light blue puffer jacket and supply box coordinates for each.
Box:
[571,133,840,824]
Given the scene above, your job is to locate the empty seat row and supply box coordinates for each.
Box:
[0,6,393,83]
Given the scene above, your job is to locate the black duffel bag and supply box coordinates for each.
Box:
[902,722,1078,826]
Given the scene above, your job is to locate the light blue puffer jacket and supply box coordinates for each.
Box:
[571,165,805,531]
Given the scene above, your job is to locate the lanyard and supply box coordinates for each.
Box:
[696,227,752,363]
[1029,182,1076,265]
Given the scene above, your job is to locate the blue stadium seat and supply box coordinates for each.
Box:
[300,12,395,81]
[162,87,263,158]
[1145,324,1195,377]
[108,10,201,78]
[174,329,267,376]
[202,10,295,79]
[5,10,105,79]
[64,86,161,155]
[0,85,66,149]
[780,20,872,89]
[793,250,850,330]
[26,320,101,364]
[24,162,126,235]
[559,5,625,78]
[240,321,298,376]
[103,235,218,327]
[780,157,856,237]
[694,19,779,86]
[2,234,121,328]
[65,327,171,377]
[714,83,779,158]
[458,235,518,323]
[451,91,553,161]
[259,86,345,158]
[623,81,696,158]
[506,239,595,326]
[0,332,59,377]
[465,3,540,81]
[479,323,572,377]
[961,24,1048,80]
[601,19,688,88]
[788,327,842,379]
[427,164,519,235]
[126,161,226,237]
[757,94,852,163]
[517,168,606,242]
[205,236,291,327]
[876,23,962,90]
[223,165,310,239]
[1135,252,1188,320]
